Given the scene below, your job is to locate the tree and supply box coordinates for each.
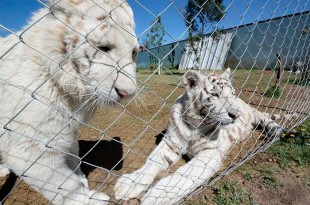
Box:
[184,0,226,68]
[143,16,165,49]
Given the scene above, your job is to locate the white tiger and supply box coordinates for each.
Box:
[0,0,138,204]
[114,69,287,205]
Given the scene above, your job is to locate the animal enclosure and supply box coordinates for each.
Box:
[0,0,309,205]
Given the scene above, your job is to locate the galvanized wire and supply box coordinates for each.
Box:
[0,0,309,205]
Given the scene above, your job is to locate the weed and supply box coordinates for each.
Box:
[264,85,282,98]
[281,121,310,144]
[288,78,310,86]
[187,201,205,205]
[262,175,282,188]
[163,71,184,75]
[212,181,258,205]
[306,177,310,187]
[251,166,282,189]
[267,120,310,168]
[136,66,147,70]
[237,166,253,181]
[149,63,156,71]
[287,72,310,86]
[243,172,252,181]
[235,67,261,70]
[267,140,310,168]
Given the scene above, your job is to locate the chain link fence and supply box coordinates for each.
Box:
[0,0,309,204]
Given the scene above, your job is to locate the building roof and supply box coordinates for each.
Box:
[147,10,310,50]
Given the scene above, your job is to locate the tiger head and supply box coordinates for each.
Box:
[183,69,243,129]
[38,0,138,104]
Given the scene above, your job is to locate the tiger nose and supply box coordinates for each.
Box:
[228,111,240,120]
[114,73,137,99]
[115,87,136,99]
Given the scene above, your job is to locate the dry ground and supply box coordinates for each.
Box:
[0,69,309,204]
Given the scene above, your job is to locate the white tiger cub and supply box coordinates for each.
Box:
[0,0,138,204]
[114,69,286,205]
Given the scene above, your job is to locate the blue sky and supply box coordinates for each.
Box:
[0,0,309,44]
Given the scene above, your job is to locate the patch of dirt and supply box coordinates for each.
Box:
[247,168,310,205]
[1,70,309,204]
[187,158,310,205]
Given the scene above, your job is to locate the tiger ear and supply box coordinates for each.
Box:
[183,70,202,89]
[221,67,233,82]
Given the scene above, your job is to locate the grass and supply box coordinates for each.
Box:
[261,175,282,188]
[258,168,282,188]
[238,164,282,189]
[267,121,310,169]
[288,77,310,87]
[264,85,282,98]
[242,172,252,181]
[212,181,258,205]
[268,139,310,168]
[285,70,310,86]
[235,67,261,71]
[188,119,310,205]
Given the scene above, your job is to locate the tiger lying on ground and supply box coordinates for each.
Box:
[0,0,138,204]
[114,69,289,205]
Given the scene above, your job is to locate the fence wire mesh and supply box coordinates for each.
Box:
[0,0,309,204]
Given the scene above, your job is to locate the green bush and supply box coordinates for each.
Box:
[264,85,282,98]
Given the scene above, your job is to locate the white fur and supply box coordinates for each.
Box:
[114,70,284,204]
[0,0,138,204]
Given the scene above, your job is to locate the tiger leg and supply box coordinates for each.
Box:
[259,111,301,139]
[66,144,89,189]
[254,111,286,137]
[4,151,110,205]
[0,163,10,177]
[140,148,222,205]
[114,140,179,200]
[260,111,297,121]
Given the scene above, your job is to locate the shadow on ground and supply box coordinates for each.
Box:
[0,137,124,204]
[79,137,124,176]
[0,173,17,202]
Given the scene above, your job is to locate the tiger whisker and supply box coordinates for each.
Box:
[89,98,100,116]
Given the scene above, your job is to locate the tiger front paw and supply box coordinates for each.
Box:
[88,191,110,205]
[140,186,176,205]
[269,126,286,138]
[114,173,150,200]
[0,166,10,177]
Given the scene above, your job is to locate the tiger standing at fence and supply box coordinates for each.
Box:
[114,69,288,205]
[0,0,138,204]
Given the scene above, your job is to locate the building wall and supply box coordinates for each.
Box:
[226,12,310,69]
[179,32,233,70]
[137,12,310,70]
[137,41,186,69]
